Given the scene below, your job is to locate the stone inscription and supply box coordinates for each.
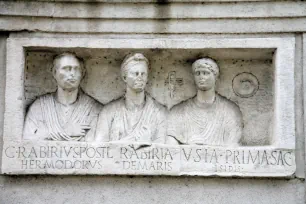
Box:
[5,145,112,170]
[180,147,294,175]
[2,141,295,177]
[181,148,293,166]
[120,146,175,172]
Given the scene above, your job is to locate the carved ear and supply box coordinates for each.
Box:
[82,68,86,79]
[80,60,86,79]
[122,75,127,82]
[52,65,57,79]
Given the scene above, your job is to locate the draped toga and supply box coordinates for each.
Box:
[95,95,166,143]
[167,94,243,146]
[23,90,102,141]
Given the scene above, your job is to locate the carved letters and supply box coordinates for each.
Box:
[3,141,295,176]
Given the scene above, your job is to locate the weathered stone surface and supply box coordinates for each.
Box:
[0,176,303,204]
[24,50,273,145]
[2,141,295,177]
[0,0,298,2]
[294,34,304,179]
[96,53,167,143]
[0,35,7,169]
[2,17,306,34]
[23,53,102,142]
[1,1,306,19]
[167,57,243,146]
[1,36,296,177]
[0,0,305,203]
[1,1,306,34]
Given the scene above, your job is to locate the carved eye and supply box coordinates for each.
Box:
[204,71,210,76]
[195,71,200,76]
[136,72,139,76]
[73,66,80,71]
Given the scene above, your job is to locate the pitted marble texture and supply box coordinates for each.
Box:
[23,53,102,142]
[0,0,305,202]
[2,36,296,177]
[0,176,304,204]
[2,141,295,177]
[24,50,273,146]
[95,53,167,143]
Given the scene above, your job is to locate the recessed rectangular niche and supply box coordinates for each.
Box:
[25,48,274,146]
[2,37,295,177]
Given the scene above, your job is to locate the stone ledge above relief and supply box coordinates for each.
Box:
[2,141,296,177]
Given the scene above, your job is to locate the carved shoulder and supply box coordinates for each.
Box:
[169,99,189,114]
[83,93,103,113]
[218,94,243,124]
[26,93,53,114]
[148,95,167,113]
[101,97,124,113]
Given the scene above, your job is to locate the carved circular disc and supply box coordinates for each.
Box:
[232,72,259,98]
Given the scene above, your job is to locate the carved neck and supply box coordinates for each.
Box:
[195,88,216,105]
[125,87,145,111]
[56,87,79,106]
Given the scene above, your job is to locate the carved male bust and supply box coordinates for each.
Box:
[23,52,102,141]
[167,57,243,146]
[95,53,166,143]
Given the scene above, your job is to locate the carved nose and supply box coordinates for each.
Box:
[70,70,76,77]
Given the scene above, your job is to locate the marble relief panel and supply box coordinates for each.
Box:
[2,37,295,177]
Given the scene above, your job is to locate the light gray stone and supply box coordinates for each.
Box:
[96,53,167,143]
[0,0,305,202]
[0,34,7,169]
[1,1,306,19]
[4,37,295,146]
[23,53,102,142]
[167,57,243,146]
[2,141,295,177]
[24,50,273,145]
[2,17,306,34]
[1,36,296,177]
[294,34,305,179]
[0,176,304,204]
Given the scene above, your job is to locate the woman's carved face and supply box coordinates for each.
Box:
[193,67,216,91]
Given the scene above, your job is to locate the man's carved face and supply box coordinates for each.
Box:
[124,62,148,93]
[194,67,216,91]
[53,55,83,91]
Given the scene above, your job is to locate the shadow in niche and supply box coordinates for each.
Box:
[0,33,8,170]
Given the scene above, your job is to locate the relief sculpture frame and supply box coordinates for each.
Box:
[1,36,296,177]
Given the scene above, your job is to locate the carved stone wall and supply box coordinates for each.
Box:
[24,49,273,145]
[0,1,305,204]
[1,37,295,177]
